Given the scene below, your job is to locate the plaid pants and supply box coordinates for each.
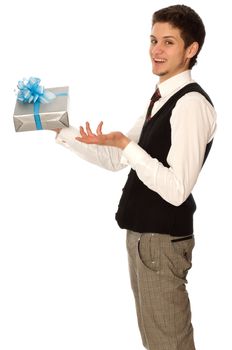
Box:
[126,230,196,350]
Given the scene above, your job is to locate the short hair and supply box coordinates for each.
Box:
[152,5,206,69]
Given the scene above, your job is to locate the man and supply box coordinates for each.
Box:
[55,5,216,350]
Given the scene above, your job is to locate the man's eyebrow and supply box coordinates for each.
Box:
[150,35,177,39]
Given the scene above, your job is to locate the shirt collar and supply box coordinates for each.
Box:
[157,70,194,98]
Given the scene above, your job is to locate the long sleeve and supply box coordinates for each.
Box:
[55,116,144,172]
[56,126,124,171]
[121,92,217,206]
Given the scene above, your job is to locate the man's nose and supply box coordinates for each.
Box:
[151,42,163,55]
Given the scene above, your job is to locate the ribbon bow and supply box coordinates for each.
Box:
[17,77,56,104]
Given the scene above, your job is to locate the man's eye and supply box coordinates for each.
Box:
[165,41,173,45]
[151,39,157,44]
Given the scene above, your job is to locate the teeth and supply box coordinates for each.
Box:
[154,58,165,62]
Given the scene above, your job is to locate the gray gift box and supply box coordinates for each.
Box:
[13,86,69,132]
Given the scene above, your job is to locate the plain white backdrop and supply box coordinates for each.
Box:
[0,0,231,349]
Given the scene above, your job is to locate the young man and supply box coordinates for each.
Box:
[55,5,216,350]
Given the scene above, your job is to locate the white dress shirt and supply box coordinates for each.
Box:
[56,70,217,206]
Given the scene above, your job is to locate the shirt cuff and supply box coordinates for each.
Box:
[56,126,80,145]
[121,141,150,168]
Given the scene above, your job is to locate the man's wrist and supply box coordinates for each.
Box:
[119,135,130,150]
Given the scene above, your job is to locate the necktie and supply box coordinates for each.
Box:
[145,88,161,121]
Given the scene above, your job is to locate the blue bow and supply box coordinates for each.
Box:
[17,77,56,104]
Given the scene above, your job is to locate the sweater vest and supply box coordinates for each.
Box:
[115,83,214,236]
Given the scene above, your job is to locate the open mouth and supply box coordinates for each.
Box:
[153,58,166,64]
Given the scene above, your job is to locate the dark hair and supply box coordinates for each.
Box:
[152,5,205,69]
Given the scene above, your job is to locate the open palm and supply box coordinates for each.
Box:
[76,121,130,149]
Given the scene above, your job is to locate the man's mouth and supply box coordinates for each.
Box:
[153,58,166,63]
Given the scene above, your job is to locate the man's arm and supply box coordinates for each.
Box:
[76,94,216,206]
[120,93,217,205]
[54,121,127,171]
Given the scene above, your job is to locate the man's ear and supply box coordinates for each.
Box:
[187,42,199,58]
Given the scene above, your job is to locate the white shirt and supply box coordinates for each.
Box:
[56,70,217,206]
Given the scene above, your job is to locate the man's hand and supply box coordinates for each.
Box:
[76,121,130,150]
[52,128,62,134]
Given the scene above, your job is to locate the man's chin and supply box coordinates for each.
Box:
[152,70,167,77]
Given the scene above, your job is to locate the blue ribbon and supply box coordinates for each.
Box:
[32,92,68,130]
[17,77,68,130]
[34,101,43,130]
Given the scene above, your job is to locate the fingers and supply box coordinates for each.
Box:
[79,121,103,137]
[96,121,103,135]
[79,122,92,137]
[85,121,94,136]
[77,121,104,143]
[52,128,61,133]
[79,126,87,137]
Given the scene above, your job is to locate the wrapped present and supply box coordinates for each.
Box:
[13,77,69,132]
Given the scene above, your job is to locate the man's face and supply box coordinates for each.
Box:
[149,22,194,83]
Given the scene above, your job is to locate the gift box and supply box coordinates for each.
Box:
[13,85,69,132]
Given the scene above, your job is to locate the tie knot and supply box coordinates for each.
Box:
[151,88,161,102]
[145,88,161,121]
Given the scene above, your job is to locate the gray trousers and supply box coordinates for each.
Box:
[126,230,195,350]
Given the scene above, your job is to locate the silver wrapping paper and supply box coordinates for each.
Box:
[13,86,69,132]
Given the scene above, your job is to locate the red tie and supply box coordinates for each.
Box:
[145,88,161,121]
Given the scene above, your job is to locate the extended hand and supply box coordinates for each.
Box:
[76,121,130,150]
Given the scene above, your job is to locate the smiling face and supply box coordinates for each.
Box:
[149,22,198,83]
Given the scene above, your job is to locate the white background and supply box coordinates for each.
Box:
[0,0,231,349]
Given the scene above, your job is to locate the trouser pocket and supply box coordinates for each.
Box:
[138,234,160,272]
[169,235,195,280]
[171,234,194,243]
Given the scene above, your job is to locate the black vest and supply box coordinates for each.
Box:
[115,83,213,236]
